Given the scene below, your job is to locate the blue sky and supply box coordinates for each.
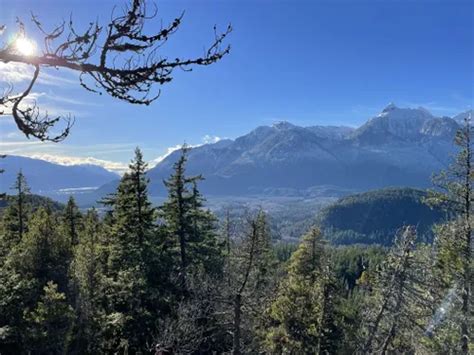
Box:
[0,0,472,172]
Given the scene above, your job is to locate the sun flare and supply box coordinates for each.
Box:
[15,37,36,56]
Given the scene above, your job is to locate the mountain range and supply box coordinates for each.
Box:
[144,104,470,196]
[0,155,119,196]
[2,105,472,204]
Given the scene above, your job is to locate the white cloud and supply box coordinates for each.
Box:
[17,153,127,175]
[0,137,137,174]
[0,62,77,86]
[202,134,221,144]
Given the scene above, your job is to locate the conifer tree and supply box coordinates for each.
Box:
[11,170,30,240]
[0,207,72,352]
[264,227,339,354]
[0,171,31,262]
[13,207,71,292]
[108,147,155,268]
[223,211,276,354]
[161,146,222,292]
[425,116,473,353]
[360,226,432,354]
[62,196,82,247]
[100,147,158,352]
[24,281,74,354]
[69,209,104,354]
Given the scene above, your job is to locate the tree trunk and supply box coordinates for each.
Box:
[461,124,471,355]
[233,294,242,355]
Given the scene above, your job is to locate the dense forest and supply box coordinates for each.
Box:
[0,120,473,354]
[317,187,448,245]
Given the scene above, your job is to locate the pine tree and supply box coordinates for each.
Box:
[160,146,222,292]
[425,116,473,353]
[11,170,30,240]
[108,147,155,268]
[100,147,159,353]
[264,227,339,354]
[223,211,276,354]
[0,171,31,262]
[360,226,432,354]
[62,196,82,247]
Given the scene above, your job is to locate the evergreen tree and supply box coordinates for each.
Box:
[359,226,432,354]
[68,209,104,354]
[160,146,222,292]
[62,196,82,247]
[0,207,72,353]
[264,227,340,354]
[223,211,276,354]
[14,207,71,290]
[11,170,30,241]
[100,147,158,353]
[425,116,473,353]
[24,281,74,355]
[0,171,31,262]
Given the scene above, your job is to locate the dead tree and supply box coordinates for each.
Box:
[0,0,231,141]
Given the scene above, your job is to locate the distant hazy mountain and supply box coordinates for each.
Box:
[0,155,119,194]
[145,104,462,196]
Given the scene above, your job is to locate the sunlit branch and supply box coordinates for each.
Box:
[0,0,231,142]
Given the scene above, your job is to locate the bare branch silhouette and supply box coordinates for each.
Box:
[0,0,231,141]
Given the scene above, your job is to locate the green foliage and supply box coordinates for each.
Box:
[0,172,31,264]
[0,206,72,353]
[224,210,277,353]
[359,227,433,354]
[69,209,104,353]
[273,242,298,263]
[331,245,387,290]
[61,196,82,247]
[264,228,340,353]
[24,281,74,354]
[160,146,222,290]
[424,118,474,354]
[98,148,160,352]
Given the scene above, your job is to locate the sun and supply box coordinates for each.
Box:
[15,37,37,56]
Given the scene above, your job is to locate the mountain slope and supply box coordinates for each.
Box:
[0,156,119,194]
[316,187,447,245]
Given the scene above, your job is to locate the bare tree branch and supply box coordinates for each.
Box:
[0,0,231,142]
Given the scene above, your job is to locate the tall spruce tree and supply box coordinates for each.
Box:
[11,170,30,241]
[100,147,158,353]
[62,196,82,247]
[0,171,31,262]
[160,146,222,292]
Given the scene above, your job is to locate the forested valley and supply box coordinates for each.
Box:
[0,121,472,354]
